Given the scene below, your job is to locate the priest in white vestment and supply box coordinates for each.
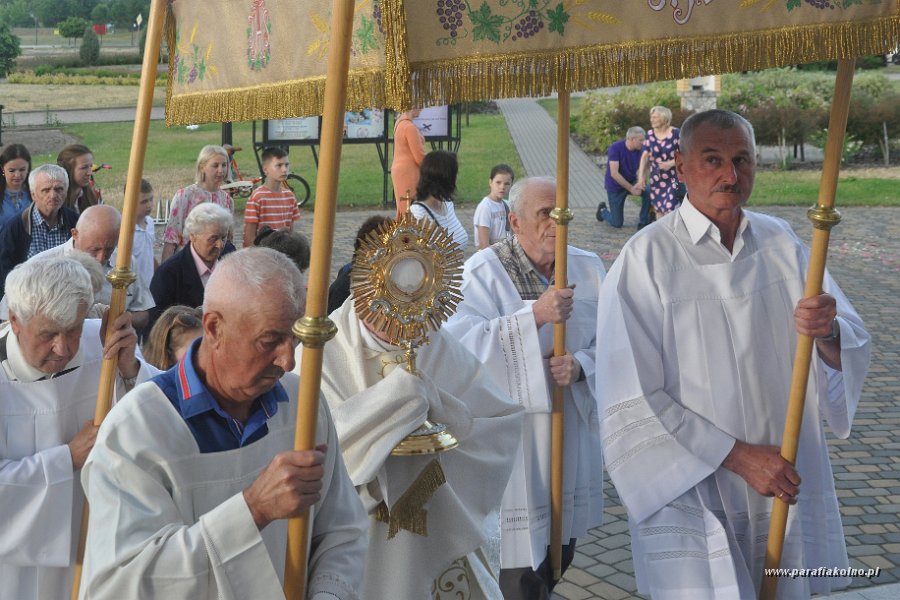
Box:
[0,256,155,600]
[444,176,606,600]
[80,249,367,599]
[315,298,524,599]
[595,110,872,599]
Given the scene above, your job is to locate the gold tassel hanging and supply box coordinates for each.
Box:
[374,458,447,539]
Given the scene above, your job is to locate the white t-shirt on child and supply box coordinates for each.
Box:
[472,196,511,247]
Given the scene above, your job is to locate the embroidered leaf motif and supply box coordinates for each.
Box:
[471,2,503,43]
[785,0,801,9]
[356,15,378,54]
[547,3,569,35]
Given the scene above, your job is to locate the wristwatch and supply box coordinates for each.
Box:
[819,318,840,342]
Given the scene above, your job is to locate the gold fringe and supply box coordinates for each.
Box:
[165,69,388,126]
[408,15,900,108]
[373,459,446,540]
[381,0,411,112]
[164,14,899,125]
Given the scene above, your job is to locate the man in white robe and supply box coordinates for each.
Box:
[0,256,154,600]
[79,248,367,599]
[595,109,871,599]
[317,298,524,599]
[444,176,606,600]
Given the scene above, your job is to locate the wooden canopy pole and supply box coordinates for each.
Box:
[68,1,167,598]
[283,0,355,597]
[549,90,572,582]
[759,58,855,600]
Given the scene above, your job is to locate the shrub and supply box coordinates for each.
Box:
[573,68,900,165]
[0,22,21,78]
[80,27,101,66]
[573,82,683,152]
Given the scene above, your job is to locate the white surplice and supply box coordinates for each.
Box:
[0,319,156,600]
[444,245,606,570]
[315,300,524,599]
[595,199,872,599]
[79,372,368,600]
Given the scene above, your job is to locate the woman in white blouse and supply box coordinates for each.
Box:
[409,150,468,249]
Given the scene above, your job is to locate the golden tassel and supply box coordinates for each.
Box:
[373,458,446,540]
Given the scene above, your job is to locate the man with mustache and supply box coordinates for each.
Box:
[595,110,871,599]
[79,248,367,599]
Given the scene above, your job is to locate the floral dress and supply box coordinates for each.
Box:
[644,127,682,215]
[162,184,233,249]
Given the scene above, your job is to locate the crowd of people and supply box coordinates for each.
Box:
[0,108,873,600]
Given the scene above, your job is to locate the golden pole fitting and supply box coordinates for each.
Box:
[549,207,574,226]
[292,316,338,349]
[807,204,842,231]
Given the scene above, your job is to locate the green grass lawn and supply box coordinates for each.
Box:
[751,171,900,207]
[46,113,524,210]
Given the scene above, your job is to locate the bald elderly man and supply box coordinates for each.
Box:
[0,204,154,330]
[80,248,367,599]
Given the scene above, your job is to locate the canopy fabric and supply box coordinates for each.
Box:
[165,0,899,125]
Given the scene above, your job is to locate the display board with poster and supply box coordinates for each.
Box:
[263,116,321,144]
[251,105,460,207]
[410,106,450,141]
[343,109,388,142]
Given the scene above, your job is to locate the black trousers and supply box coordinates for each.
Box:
[499,538,577,600]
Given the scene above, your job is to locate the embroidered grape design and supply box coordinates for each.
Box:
[373,0,384,35]
[437,0,465,38]
[803,0,835,7]
[511,10,544,41]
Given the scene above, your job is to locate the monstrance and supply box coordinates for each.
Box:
[351,209,464,455]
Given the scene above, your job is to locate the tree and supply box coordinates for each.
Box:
[0,0,34,28]
[80,25,100,65]
[91,3,108,24]
[58,16,90,45]
[0,22,21,77]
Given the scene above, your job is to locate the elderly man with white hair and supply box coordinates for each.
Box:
[0,164,80,298]
[148,202,235,333]
[80,248,368,599]
[445,176,606,600]
[0,256,156,600]
[0,205,155,330]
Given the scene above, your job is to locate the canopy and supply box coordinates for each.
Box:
[165,0,899,125]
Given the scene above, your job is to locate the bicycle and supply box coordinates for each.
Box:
[221,144,311,208]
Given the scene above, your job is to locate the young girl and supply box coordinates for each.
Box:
[472,164,514,250]
[0,144,31,228]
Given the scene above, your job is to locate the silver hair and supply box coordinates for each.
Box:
[650,105,673,125]
[28,164,69,194]
[194,145,228,185]
[680,109,756,156]
[508,176,556,216]
[184,202,233,237]
[6,256,94,326]
[204,248,304,315]
[626,126,646,140]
